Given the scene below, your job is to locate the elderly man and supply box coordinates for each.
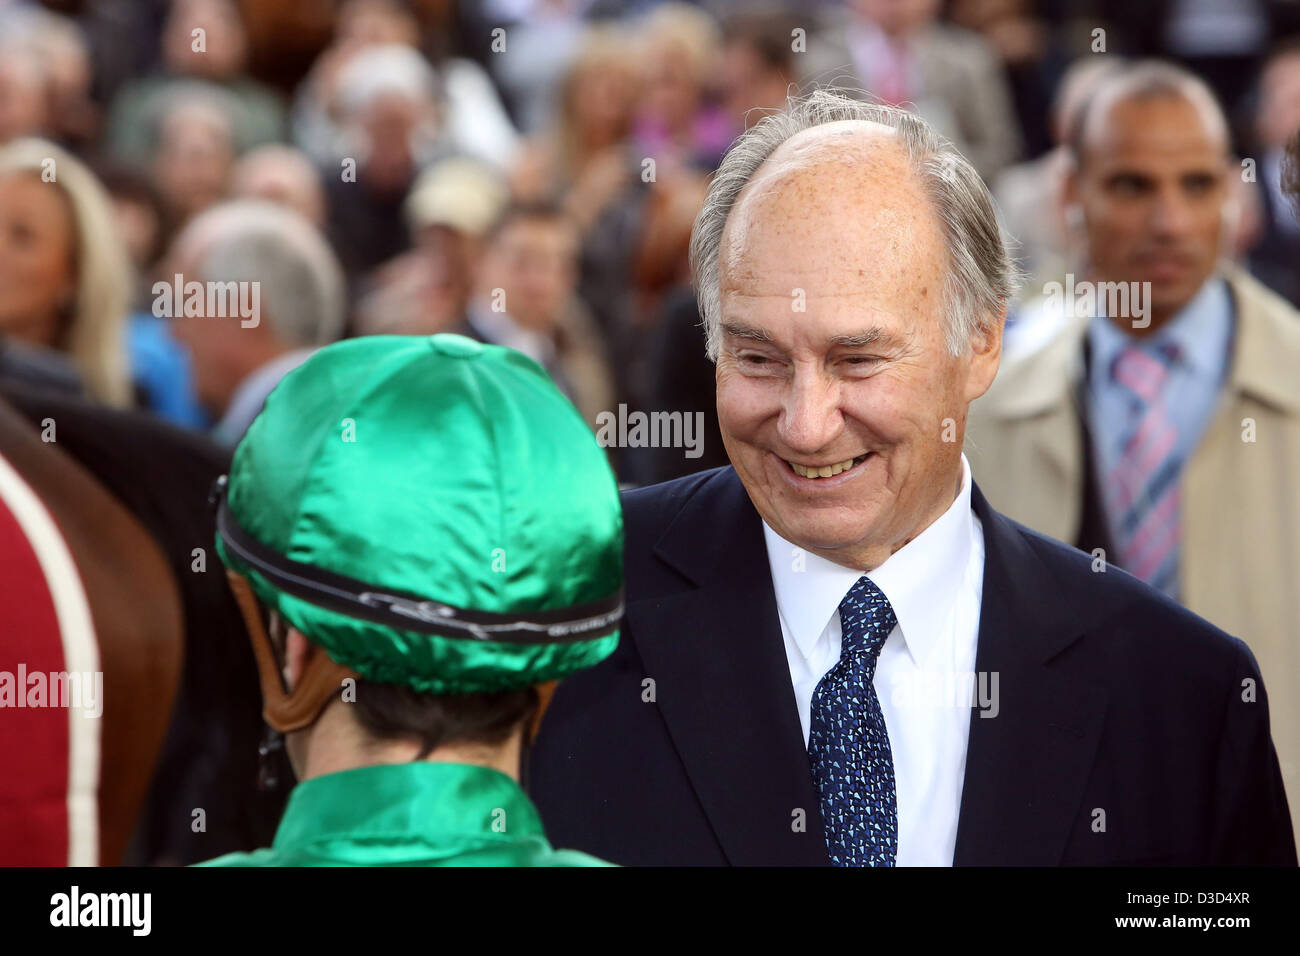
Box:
[163,199,346,446]
[529,89,1295,866]
[966,61,1300,844]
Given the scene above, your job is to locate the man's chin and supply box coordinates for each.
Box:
[767,512,883,555]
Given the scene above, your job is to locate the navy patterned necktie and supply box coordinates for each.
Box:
[808,575,899,866]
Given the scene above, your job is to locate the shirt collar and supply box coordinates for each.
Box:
[1087,275,1233,384]
[469,301,556,367]
[272,761,545,856]
[762,454,975,669]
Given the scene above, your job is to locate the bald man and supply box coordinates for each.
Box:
[530,89,1295,866]
[967,61,1300,845]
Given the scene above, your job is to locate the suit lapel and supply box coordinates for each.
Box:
[953,485,1109,865]
[629,467,829,865]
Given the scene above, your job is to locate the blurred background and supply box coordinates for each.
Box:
[2,0,1299,485]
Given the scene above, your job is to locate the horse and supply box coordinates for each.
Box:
[0,395,182,865]
[0,385,293,865]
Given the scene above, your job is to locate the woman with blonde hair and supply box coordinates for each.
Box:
[0,137,133,407]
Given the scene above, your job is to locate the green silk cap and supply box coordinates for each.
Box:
[215,334,623,695]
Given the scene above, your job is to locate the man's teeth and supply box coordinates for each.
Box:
[788,456,863,478]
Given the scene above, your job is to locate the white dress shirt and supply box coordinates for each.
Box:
[762,454,986,866]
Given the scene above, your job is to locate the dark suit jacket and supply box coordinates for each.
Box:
[530,466,1297,865]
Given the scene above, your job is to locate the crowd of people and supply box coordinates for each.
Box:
[1,0,1300,866]
[0,0,1293,483]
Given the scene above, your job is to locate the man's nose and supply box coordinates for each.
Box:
[1149,187,1194,237]
[777,370,843,453]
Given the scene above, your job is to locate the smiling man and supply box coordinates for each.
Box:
[530,89,1295,866]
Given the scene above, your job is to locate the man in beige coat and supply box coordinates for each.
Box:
[968,61,1300,842]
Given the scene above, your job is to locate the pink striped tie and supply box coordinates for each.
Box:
[1104,343,1183,594]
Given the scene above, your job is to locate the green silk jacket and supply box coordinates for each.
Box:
[197,761,611,867]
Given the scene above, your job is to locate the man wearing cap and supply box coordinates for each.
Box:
[355,157,510,340]
[197,333,624,867]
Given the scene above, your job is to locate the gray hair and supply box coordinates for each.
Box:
[689,89,1020,358]
[187,200,346,345]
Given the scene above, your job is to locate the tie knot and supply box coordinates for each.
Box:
[1111,342,1180,403]
[838,576,896,664]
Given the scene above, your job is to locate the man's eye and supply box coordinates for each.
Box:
[842,355,881,368]
[1109,175,1148,197]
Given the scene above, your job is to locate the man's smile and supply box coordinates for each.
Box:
[773,451,874,487]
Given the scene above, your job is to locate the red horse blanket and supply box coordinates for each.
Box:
[0,452,99,865]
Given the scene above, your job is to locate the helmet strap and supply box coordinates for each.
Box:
[526,680,559,747]
[227,569,358,734]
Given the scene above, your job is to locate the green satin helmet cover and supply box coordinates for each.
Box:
[216,334,623,695]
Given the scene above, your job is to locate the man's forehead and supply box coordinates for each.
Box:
[1082,92,1228,165]
[737,120,912,200]
[725,123,925,231]
[719,121,941,292]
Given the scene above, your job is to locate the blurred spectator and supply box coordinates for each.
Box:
[510,27,646,379]
[95,161,169,276]
[338,0,422,48]
[802,0,1022,179]
[510,26,639,214]
[716,6,804,132]
[949,0,1056,159]
[354,156,508,337]
[287,0,424,172]
[0,138,133,407]
[151,87,238,232]
[996,56,1121,359]
[0,6,100,150]
[479,0,605,134]
[465,202,615,428]
[161,200,346,446]
[0,41,51,144]
[318,43,445,279]
[231,144,327,228]
[1245,40,1300,307]
[966,62,1300,840]
[105,0,286,167]
[632,3,731,172]
[310,39,516,280]
[1284,127,1300,217]
[292,7,519,172]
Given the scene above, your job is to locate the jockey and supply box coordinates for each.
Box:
[198,333,623,866]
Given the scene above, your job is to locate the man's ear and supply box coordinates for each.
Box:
[1061,160,1084,229]
[964,306,1005,403]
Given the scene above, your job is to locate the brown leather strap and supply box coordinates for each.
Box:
[227,570,357,733]
[527,680,559,746]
